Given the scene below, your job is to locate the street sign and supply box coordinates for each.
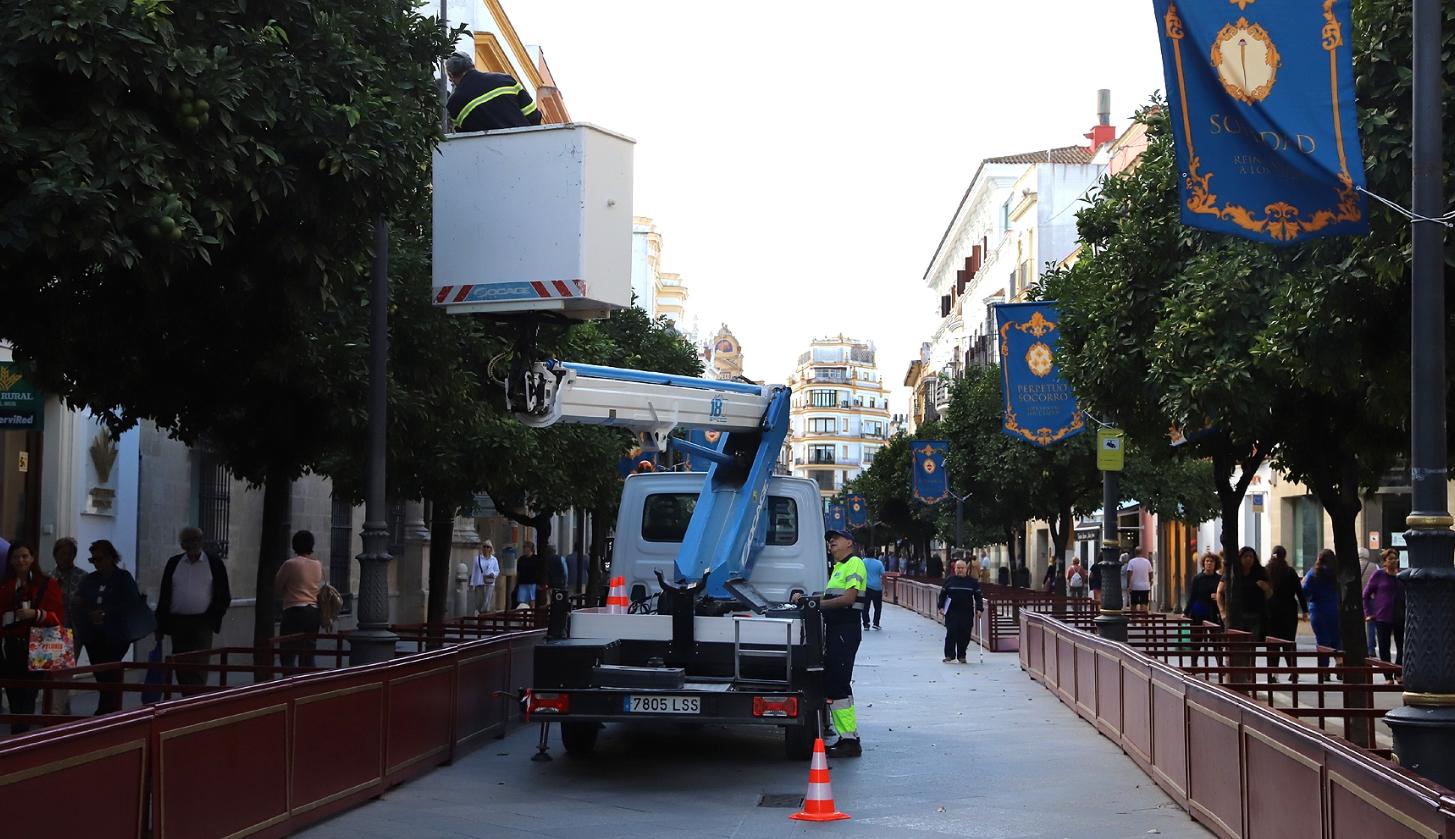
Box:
[1096,428,1125,472]
[1251,493,1265,513]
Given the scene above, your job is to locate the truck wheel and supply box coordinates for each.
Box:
[783,723,814,760]
[561,721,600,756]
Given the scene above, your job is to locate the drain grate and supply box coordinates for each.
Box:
[758,793,804,808]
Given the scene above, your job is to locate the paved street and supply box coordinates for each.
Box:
[304,605,1210,838]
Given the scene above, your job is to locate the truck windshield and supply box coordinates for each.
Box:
[642,493,798,546]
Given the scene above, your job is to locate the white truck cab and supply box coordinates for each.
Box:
[611,471,828,605]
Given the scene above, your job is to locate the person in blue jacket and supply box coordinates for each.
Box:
[1302,549,1341,667]
[861,551,886,630]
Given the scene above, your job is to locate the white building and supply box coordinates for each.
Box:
[631,217,691,326]
[786,337,892,499]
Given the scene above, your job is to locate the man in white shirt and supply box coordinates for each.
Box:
[1126,551,1154,612]
[155,527,232,686]
[469,540,500,614]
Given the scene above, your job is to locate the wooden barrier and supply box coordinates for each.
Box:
[1021,612,1455,838]
[0,628,542,838]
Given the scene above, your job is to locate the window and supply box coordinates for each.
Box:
[807,417,836,434]
[810,471,835,491]
[864,446,880,464]
[809,444,835,464]
[642,493,698,542]
[765,496,799,546]
[197,450,231,560]
[809,390,837,408]
[642,493,797,545]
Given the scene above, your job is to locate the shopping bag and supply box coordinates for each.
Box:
[28,626,76,671]
[141,644,168,704]
[123,594,157,642]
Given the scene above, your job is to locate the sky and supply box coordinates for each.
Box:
[507,1,1168,413]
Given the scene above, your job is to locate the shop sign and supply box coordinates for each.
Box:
[0,362,43,431]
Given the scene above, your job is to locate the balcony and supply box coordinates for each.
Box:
[805,372,849,384]
[795,454,840,466]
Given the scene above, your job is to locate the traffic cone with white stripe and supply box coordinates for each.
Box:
[789,738,850,822]
[606,576,629,613]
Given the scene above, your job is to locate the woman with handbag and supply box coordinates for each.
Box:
[76,540,143,714]
[1,542,65,732]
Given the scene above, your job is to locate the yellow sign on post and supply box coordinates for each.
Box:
[1097,428,1125,472]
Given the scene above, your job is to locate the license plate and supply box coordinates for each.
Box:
[624,695,701,714]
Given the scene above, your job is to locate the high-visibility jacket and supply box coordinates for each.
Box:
[446,69,542,133]
[823,555,867,623]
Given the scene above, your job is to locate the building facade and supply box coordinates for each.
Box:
[630,217,692,326]
[786,337,892,499]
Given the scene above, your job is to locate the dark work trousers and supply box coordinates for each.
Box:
[861,588,883,628]
[85,639,132,714]
[823,619,862,700]
[1375,620,1404,673]
[167,615,214,687]
[1227,611,1264,685]
[279,606,322,670]
[944,610,973,661]
[0,639,38,732]
[1265,611,1300,671]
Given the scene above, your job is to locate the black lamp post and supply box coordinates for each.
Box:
[350,216,399,665]
[1093,470,1127,643]
[1385,0,1455,787]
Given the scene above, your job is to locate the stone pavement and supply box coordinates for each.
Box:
[303,604,1211,838]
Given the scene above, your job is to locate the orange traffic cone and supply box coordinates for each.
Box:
[789,738,851,822]
[606,576,629,613]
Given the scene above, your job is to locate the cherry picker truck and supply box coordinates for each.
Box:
[431,123,831,760]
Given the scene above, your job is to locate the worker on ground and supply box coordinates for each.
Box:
[939,559,985,663]
[794,528,866,757]
[443,53,542,133]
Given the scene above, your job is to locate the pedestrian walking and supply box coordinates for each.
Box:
[938,559,984,664]
[1126,551,1154,612]
[794,528,866,758]
[927,552,944,579]
[1088,558,1103,603]
[515,542,539,607]
[76,540,143,714]
[155,527,231,687]
[1183,553,1223,669]
[1065,557,1089,599]
[861,551,885,630]
[1264,546,1307,682]
[1,542,64,732]
[274,530,324,670]
[541,543,567,606]
[469,540,500,614]
[1362,548,1405,681]
[1358,548,1379,656]
[48,537,86,715]
[1217,546,1271,640]
[498,544,519,607]
[1302,549,1341,667]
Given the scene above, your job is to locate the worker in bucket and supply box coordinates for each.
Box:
[443,53,542,133]
[794,528,867,757]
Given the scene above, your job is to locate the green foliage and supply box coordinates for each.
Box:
[0,0,456,487]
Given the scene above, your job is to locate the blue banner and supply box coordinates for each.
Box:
[996,303,1085,447]
[825,502,847,532]
[911,440,949,505]
[1153,0,1367,244]
[846,494,868,528]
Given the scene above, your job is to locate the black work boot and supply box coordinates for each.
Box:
[825,737,862,758]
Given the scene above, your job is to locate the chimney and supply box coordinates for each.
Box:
[1085,88,1116,155]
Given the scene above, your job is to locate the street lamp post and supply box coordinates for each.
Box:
[1385,0,1455,787]
[350,216,399,666]
[1093,469,1127,643]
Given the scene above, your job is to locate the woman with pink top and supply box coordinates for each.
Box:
[274,530,324,670]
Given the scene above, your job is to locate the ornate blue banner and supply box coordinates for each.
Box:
[825,502,847,532]
[846,494,868,528]
[996,303,1085,448]
[1152,0,1367,244]
[911,440,949,505]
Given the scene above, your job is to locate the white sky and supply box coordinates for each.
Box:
[508,1,1167,412]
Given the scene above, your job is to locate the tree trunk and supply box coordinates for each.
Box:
[1317,460,1373,747]
[253,468,292,668]
[1049,505,1073,596]
[1210,441,1264,618]
[426,500,453,650]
